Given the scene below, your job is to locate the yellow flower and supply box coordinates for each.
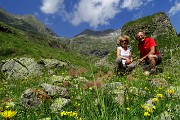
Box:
[144,112,150,117]
[89,87,93,90]
[144,87,149,90]
[141,105,147,109]
[153,106,156,110]
[0,110,17,119]
[126,107,130,111]
[60,111,66,116]
[5,106,10,109]
[147,108,153,113]
[156,94,163,98]
[152,98,159,103]
[167,89,174,95]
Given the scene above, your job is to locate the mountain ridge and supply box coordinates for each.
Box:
[0,7,57,37]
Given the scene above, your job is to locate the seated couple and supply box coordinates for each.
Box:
[115,31,162,76]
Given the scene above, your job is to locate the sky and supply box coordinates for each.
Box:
[0,0,180,38]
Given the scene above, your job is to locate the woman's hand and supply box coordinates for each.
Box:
[125,59,132,65]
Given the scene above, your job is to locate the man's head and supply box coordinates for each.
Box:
[136,31,146,42]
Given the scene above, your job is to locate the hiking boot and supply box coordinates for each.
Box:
[144,71,150,76]
[150,69,157,75]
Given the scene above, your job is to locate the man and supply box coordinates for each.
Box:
[136,31,161,74]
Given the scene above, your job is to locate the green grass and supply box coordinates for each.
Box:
[0,59,180,119]
[0,31,95,70]
[0,21,180,119]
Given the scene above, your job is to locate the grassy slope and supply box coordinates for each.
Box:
[0,26,94,70]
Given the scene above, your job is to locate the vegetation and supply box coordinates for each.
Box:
[0,11,180,120]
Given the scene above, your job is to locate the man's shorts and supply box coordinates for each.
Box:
[144,55,162,66]
[155,55,162,65]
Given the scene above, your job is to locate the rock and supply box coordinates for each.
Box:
[41,83,70,98]
[150,78,169,87]
[50,98,70,112]
[0,57,68,79]
[38,59,68,68]
[20,88,50,108]
[0,57,44,79]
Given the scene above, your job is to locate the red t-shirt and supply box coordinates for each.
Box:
[138,37,160,61]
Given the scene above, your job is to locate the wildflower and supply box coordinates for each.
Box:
[89,87,93,90]
[5,106,10,109]
[147,108,153,113]
[0,107,3,112]
[152,98,159,103]
[144,111,150,117]
[167,89,174,95]
[147,104,151,107]
[144,87,149,90]
[60,111,66,116]
[0,110,17,119]
[126,107,130,111]
[60,111,78,118]
[153,106,156,110]
[156,94,163,98]
[141,105,147,109]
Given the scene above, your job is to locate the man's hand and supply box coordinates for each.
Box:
[137,58,143,65]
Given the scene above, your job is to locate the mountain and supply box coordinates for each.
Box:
[0,8,57,37]
[0,8,178,61]
[75,29,116,37]
[121,12,176,38]
[69,29,121,58]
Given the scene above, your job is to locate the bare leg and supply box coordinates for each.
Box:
[148,54,158,71]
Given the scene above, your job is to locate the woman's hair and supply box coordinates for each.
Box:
[117,35,130,44]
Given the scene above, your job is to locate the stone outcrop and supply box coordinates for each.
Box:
[0,57,68,79]
[121,12,176,39]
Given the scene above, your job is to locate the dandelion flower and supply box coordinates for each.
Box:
[141,105,147,109]
[152,98,159,103]
[126,107,130,111]
[0,110,17,119]
[156,94,163,98]
[167,89,174,95]
[144,111,150,117]
[147,108,153,113]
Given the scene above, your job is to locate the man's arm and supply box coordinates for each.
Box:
[137,46,155,64]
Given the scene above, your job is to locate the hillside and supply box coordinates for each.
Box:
[106,12,179,66]
[0,8,57,37]
[69,29,121,57]
[0,8,180,120]
[0,22,94,70]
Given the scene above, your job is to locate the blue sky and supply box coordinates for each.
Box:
[0,0,180,38]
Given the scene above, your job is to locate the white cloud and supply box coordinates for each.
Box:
[121,0,143,10]
[40,0,154,28]
[40,0,64,14]
[168,1,180,16]
[68,0,120,28]
[121,0,153,10]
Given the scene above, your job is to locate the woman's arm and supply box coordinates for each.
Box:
[116,47,128,60]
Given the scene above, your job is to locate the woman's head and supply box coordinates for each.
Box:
[117,35,130,46]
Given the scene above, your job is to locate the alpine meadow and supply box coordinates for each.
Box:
[0,8,180,120]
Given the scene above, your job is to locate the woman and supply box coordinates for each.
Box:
[115,35,135,75]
